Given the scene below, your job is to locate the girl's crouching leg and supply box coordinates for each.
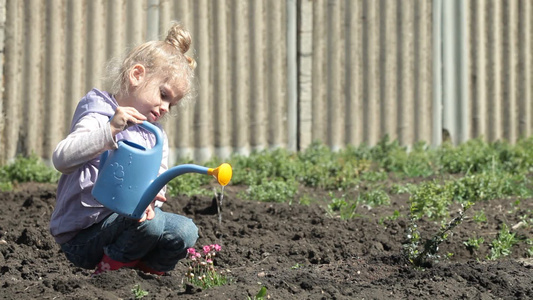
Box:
[104,212,165,263]
[138,211,198,273]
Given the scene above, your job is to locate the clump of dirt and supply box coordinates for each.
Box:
[1,182,532,299]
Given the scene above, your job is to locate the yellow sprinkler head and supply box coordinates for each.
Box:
[208,163,233,186]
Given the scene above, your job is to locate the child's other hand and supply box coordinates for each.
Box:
[138,195,166,222]
[110,106,147,135]
[154,194,167,203]
[139,203,155,222]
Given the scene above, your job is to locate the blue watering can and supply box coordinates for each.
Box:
[92,121,232,220]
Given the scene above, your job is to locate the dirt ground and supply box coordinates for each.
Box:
[1,182,532,300]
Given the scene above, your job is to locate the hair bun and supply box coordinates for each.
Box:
[165,23,192,53]
[165,22,196,69]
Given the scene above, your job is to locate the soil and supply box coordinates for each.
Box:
[1,181,532,300]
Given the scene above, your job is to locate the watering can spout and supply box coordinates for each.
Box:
[207,163,232,186]
[135,163,233,219]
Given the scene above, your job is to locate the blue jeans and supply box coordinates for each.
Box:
[60,207,198,272]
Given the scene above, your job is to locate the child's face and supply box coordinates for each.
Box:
[130,79,184,122]
[123,65,185,122]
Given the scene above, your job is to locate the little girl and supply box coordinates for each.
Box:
[50,22,198,276]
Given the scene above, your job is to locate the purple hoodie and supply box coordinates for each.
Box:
[50,88,167,244]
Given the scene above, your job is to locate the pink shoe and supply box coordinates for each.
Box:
[135,261,165,276]
[93,254,139,276]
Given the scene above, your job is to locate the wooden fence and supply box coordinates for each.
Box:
[0,0,532,164]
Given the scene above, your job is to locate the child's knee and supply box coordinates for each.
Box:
[133,214,166,239]
[164,216,198,249]
[181,218,198,248]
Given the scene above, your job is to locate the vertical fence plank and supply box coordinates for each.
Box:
[250,0,265,151]
[326,0,343,151]
[173,0,193,160]
[287,0,297,151]
[489,0,503,141]
[519,0,532,138]
[64,0,85,133]
[311,0,326,144]
[345,0,363,146]
[2,0,23,161]
[414,0,432,143]
[193,0,211,161]
[23,0,44,156]
[506,0,518,143]
[298,0,313,149]
[107,0,126,60]
[457,0,469,143]
[381,0,397,141]
[231,0,249,154]
[267,0,285,149]
[86,0,106,91]
[363,0,379,145]
[399,0,415,145]
[212,0,230,158]
[0,0,5,161]
[472,0,487,138]
[159,0,171,38]
[126,0,145,47]
[146,0,159,41]
[44,0,64,159]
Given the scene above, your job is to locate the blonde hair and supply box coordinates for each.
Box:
[107,22,196,107]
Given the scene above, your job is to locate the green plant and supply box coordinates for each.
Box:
[486,224,519,260]
[291,263,303,269]
[472,210,487,223]
[248,286,268,300]
[1,154,60,184]
[370,139,436,178]
[326,192,358,220]
[451,172,530,203]
[298,194,315,206]
[526,239,533,257]
[185,244,227,289]
[518,210,533,228]
[390,183,417,194]
[359,170,388,182]
[0,181,13,192]
[242,179,298,203]
[408,180,453,220]
[379,210,401,225]
[463,237,484,254]
[131,284,148,299]
[358,189,390,207]
[403,202,473,267]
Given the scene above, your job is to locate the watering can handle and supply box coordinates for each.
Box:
[138,121,163,149]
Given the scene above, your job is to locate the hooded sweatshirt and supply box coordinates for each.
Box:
[50,88,168,244]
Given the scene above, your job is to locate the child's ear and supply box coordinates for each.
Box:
[129,64,146,87]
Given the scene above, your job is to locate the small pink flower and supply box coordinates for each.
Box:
[203,245,211,254]
[187,248,196,255]
[206,259,213,264]
[213,244,222,252]
[195,253,201,258]
[99,261,110,272]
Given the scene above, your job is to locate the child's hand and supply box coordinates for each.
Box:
[110,106,147,135]
[138,194,166,222]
